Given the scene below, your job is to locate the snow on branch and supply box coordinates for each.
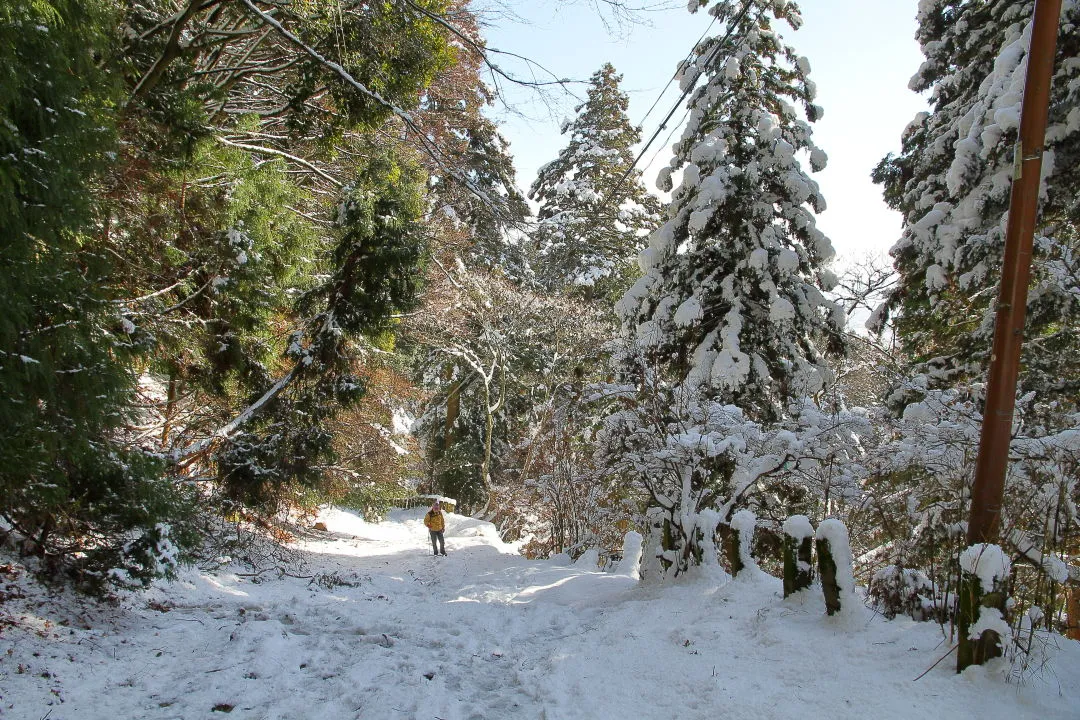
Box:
[1007,529,1080,587]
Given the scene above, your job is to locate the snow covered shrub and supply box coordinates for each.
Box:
[1006,605,1066,684]
[512,381,636,560]
[106,523,184,590]
[595,374,870,582]
[851,388,1079,634]
[596,381,759,580]
[867,565,935,621]
[2,447,199,595]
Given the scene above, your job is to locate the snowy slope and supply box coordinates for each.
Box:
[2,508,1077,719]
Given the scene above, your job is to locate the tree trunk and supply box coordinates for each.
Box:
[482,397,494,493]
[130,0,205,100]
[1067,586,1080,641]
[726,525,744,577]
[443,364,459,451]
[162,373,178,445]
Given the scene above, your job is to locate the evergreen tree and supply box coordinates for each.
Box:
[529,63,660,301]
[618,1,842,418]
[416,4,530,273]
[220,147,430,510]
[601,0,845,579]
[872,0,1080,414]
[862,0,1080,637]
[0,0,196,588]
[107,0,489,516]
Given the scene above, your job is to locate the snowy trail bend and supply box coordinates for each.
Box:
[2,507,1077,720]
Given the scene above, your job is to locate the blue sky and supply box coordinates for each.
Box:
[478,0,928,265]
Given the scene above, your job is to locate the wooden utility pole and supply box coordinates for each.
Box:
[966,0,1062,546]
[959,0,1062,673]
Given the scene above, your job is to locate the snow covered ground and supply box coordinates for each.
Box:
[2,507,1077,719]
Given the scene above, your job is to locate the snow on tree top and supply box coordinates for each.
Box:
[959,543,1011,593]
[783,515,814,541]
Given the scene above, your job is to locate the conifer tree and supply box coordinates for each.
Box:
[619,0,842,417]
[0,0,196,588]
[872,0,1080,414]
[600,0,844,579]
[529,63,660,301]
[863,0,1080,641]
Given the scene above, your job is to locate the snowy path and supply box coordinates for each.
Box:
[2,507,1077,719]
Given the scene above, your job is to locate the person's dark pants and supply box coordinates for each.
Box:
[430,530,445,555]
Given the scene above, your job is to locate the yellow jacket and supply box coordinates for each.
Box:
[424,509,445,532]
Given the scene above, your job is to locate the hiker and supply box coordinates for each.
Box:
[424,502,447,556]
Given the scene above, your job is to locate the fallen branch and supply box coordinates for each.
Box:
[913,644,957,681]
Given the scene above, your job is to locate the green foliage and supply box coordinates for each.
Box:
[872,0,1080,409]
[113,135,320,400]
[303,0,455,130]
[0,0,197,590]
[218,148,429,509]
[0,0,519,594]
[310,150,429,345]
[63,451,199,593]
[218,407,335,511]
[429,437,489,510]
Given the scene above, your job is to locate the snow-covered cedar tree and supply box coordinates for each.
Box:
[618,0,844,421]
[529,63,661,301]
[600,0,846,580]
[0,0,198,592]
[861,0,1080,635]
[872,0,1080,418]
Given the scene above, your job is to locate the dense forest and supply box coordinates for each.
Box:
[1,0,1078,671]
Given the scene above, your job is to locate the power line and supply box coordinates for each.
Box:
[633,14,718,132]
[605,2,755,211]
[644,107,690,172]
